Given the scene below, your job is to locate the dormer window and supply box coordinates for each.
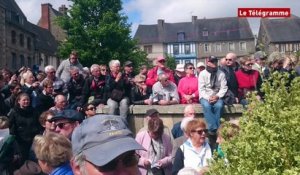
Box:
[177,32,185,42]
[202,28,208,37]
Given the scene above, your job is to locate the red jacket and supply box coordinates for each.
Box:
[235,69,260,99]
[146,66,175,87]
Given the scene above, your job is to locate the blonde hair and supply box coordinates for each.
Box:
[33,132,72,168]
[185,119,207,136]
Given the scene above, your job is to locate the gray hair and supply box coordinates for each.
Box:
[54,94,66,103]
[178,167,199,175]
[90,64,100,73]
[70,66,79,73]
[45,65,55,73]
[109,60,120,68]
[157,73,169,81]
[72,153,87,174]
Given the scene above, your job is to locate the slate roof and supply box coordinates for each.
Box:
[134,17,254,44]
[261,16,300,43]
[29,23,58,55]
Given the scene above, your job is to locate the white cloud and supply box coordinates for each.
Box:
[15,0,72,24]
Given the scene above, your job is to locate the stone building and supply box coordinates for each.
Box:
[0,0,59,71]
[134,16,255,65]
[257,15,300,54]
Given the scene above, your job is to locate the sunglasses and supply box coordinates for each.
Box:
[55,122,71,129]
[191,129,208,135]
[94,151,140,172]
[87,107,96,111]
[187,67,195,70]
[158,60,166,63]
[245,63,254,66]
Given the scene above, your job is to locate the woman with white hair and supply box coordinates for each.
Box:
[107,60,130,119]
[21,71,40,108]
[41,65,67,96]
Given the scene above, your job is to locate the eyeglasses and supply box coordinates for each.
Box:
[191,129,208,135]
[55,122,71,129]
[225,59,233,61]
[94,151,140,172]
[158,60,166,63]
[87,107,96,111]
[187,67,195,70]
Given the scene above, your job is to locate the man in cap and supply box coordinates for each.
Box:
[49,109,82,139]
[146,56,175,88]
[174,64,185,85]
[122,60,135,97]
[196,62,205,77]
[198,56,227,149]
[71,115,144,175]
[139,108,174,142]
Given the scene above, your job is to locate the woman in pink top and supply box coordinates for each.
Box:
[178,63,199,104]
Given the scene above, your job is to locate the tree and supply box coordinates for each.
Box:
[207,72,300,174]
[56,0,146,67]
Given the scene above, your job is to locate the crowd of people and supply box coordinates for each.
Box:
[0,49,299,175]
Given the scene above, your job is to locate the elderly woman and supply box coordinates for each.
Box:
[107,60,130,119]
[172,119,212,175]
[130,74,152,105]
[33,132,73,175]
[178,63,199,104]
[136,118,173,175]
[21,71,40,108]
[235,56,263,107]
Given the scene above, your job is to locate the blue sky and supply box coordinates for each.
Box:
[16,0,300,37]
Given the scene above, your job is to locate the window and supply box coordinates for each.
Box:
[143,45,152,54]
[216,43,221,52]
[185,44,190,54]
[19,34,24,47]
[173,44,179,55]
[239,42,246,51]
[27,57,31,67]
[177,32,185,42]
[20,55,25,66]
[11,30,16,44]
[204,43,211,53]
[12,53,17,69]
[27,37,31,50]
[229,42,234,51]
[202,31,208,37]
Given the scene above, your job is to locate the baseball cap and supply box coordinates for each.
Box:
[207,56,218,63]
[124,61,133,67]
[49,109,83,122]
[146,108,159,117]
[175,64,184,72]
[196,62,205,68]
[157,56,166,62]
[71,115,144,166]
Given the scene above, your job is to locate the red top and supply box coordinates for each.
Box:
[177,75,199,104]
[235,69,260,99]
[146,66,175,87]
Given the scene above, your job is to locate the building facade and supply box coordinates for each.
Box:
[0,0,59,71]
[257,15,300,55]
[134,16,255,66]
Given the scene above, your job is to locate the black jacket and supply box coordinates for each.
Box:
[130,86,152,105]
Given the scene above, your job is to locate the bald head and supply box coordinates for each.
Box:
[183,105,195,118]
[225,52,237,66]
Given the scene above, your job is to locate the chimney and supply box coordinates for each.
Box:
[59,5,68,15]
[39,3,52,30]
[158,19,164,28]
[192,16,197,24]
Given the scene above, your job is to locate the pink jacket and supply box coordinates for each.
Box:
[146,66,175,87]
[135,130,173,175]
[177,75,199,104]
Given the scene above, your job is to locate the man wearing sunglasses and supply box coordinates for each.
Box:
[49,109,82,139]
[146,56,175,88]
[71,115,144,175]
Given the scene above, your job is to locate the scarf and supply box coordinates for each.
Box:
[206,66,218,89]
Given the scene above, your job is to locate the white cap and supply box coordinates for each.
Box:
[196,62,205,68]
[175,64,184,72]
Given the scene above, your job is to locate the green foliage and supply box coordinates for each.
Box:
[165,55,176,70]
[56,0,146,67]
[207,73,300,175]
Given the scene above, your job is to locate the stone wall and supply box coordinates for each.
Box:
[96,104,244,135]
